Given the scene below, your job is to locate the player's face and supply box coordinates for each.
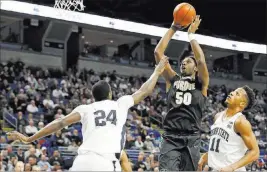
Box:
[180,57,197,76]
[225,88,247,109]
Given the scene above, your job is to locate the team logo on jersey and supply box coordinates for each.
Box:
[210,127,230,142]
[173,80,195,91]
[227,121,234,129]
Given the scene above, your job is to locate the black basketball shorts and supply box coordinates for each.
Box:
[159,138,200,171]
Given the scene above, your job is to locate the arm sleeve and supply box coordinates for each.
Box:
[117,95,134,110]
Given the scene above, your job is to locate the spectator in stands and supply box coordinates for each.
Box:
[149,133,160,148]
[54,109,65,119]
[144,136,155,151]
[0,136,7,144]
[40,147,47,157]
[6,144,15,158]
[17,111,26,133]
[142,117,151,127]
[43,95,54,109]
[69,129,81,146]
[25,147,38,162]
[125,134,135,149]
[14,161,24,172]
[36,79,46,92]
[9,97,23,113]
[37,155,51,171]
[49,150,64,167]
[25,119,38,136]
[144,156,152,170]
[16,148,24,162]
[133,151,146,171]
[135,136,144,150]
[51,130,65,147]
[24,163,32,172]
[52,161,62,171]
[26,100,38,114]
[28,156,38,167]
[52,86,63,99]
[37,122,44,131]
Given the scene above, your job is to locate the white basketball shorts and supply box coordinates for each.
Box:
[70,152,121,171]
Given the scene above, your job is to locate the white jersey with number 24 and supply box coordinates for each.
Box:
[71,95,134,155]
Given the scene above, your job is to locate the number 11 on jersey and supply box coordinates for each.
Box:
[210,138,221,153]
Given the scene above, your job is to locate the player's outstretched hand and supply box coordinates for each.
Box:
[188,15,201,34]
[7,131,30,144]
[155,56,168,75]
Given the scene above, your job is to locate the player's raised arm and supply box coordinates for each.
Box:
[221,117,259,171]
[120,150,132,172]
[7,106,85,143]
[132,57,168,105]
[154,23,179,85]
[188,15,209,97]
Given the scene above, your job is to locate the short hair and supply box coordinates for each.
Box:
[242,85,255,110]
[92,80,110,101]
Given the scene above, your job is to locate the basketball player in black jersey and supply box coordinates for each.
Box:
[154,16,209,171]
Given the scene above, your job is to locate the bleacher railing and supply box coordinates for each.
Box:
[3,109,17,130]
[0,143,264,161]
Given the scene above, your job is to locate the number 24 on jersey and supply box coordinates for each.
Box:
[175,92,192,105]
[94,110,117,126]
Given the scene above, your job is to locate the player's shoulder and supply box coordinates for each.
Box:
[235,114,249,126]
[234,114,251,133]
[117,95,134,104]
[74,104,92,111]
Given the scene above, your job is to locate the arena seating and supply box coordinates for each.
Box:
[0,59,267,171]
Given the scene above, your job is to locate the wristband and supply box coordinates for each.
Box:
[171,24,180,32]
[188,33,196,41]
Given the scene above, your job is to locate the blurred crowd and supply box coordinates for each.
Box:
[0,60,267,171]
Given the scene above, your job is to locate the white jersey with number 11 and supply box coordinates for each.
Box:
[208,111,248,171]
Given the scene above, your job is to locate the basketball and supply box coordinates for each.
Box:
[173,3,196,27]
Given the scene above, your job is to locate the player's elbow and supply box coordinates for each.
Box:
[154,50,159,56]
[154,50,161,61]
[250,147,260,161]
[146,89,153,96]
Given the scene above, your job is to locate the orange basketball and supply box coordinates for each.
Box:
[173,3,196,27]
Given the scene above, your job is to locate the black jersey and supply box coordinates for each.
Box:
[163,75,206,135]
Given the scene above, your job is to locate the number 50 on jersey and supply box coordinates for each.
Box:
[176,92,192,105]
